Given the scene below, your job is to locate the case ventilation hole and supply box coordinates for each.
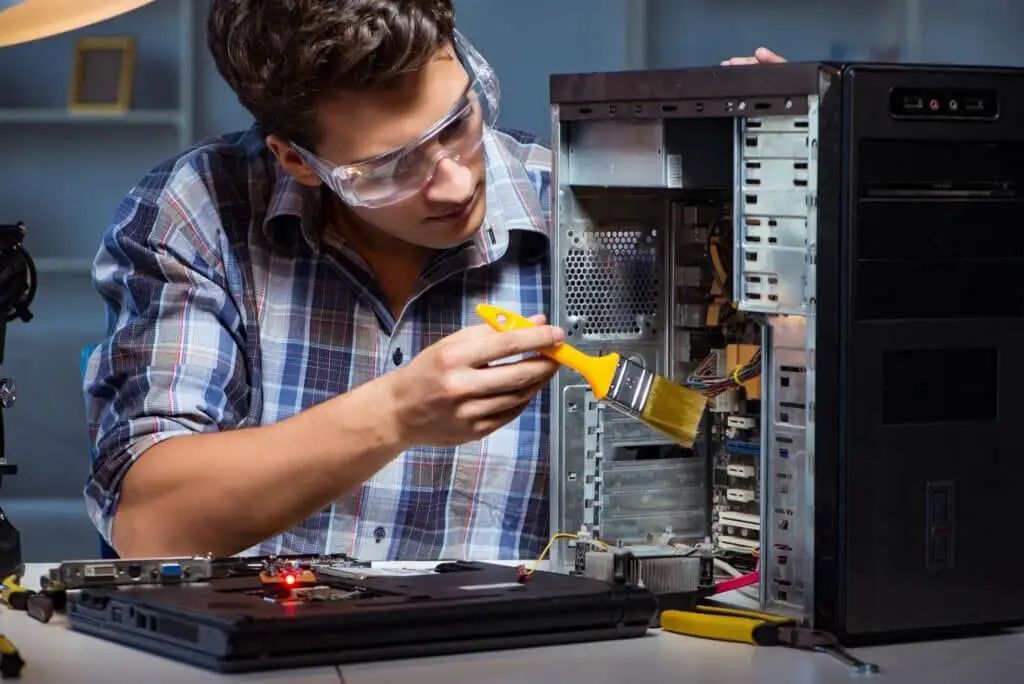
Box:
[563,229,658,337]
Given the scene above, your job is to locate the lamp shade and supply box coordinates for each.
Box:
[0,0,156,47]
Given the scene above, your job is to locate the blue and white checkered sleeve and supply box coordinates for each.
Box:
[82,168,250,545]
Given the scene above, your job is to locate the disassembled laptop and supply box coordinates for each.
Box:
[53,553,438,592]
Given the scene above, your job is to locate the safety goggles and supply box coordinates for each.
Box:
[293,31,500,209]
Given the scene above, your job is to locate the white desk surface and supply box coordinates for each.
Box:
[6,563,1022,683]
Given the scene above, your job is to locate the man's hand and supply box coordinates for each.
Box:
[385,314,563,447]
[721,47,787,66]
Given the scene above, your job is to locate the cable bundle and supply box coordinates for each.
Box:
[684,348,762,397]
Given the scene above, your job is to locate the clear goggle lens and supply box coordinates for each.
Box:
[334,82,497,208]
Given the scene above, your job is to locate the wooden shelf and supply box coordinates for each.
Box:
[0,108,182,126]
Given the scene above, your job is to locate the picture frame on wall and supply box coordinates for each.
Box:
[68,36,137,114]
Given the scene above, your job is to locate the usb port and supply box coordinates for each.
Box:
[965,97,984,112]
[903,94,923,111]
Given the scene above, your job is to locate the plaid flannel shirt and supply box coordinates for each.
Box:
[83,125,553,561]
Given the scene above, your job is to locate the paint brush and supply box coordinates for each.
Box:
[476,304,708,448]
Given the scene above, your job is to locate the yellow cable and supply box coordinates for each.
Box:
[528,532,609,576]
[709,239,728,288]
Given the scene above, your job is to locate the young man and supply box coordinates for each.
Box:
[83,0,782,561]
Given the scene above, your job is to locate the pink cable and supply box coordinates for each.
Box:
[715,570,760,594]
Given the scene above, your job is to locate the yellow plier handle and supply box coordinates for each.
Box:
[661,605,794,646]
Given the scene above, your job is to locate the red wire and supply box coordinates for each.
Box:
[715,570,760,594]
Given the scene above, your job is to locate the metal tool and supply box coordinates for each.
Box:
[776,626,880,674]
[661,605,881,674]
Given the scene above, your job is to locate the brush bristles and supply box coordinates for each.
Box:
[641,376,708,447]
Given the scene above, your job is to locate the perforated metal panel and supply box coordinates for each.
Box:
[563,226,660,340]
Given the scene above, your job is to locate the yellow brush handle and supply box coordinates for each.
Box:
[476,304,620,400]
[660,609,763,645]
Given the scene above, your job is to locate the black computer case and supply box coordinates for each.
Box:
[816,63,1024,643]
[547,61,1024,644]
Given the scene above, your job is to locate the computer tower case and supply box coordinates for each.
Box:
[547,62,1024,643]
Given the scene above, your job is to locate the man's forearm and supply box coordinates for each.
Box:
[111,375,407,557]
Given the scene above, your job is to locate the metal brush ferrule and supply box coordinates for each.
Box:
[607,359,654,416]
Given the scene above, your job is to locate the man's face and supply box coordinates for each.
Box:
[286,46,486,251]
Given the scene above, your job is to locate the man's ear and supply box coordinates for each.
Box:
[266,135,322,187]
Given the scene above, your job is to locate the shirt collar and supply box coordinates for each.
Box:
[263,169,324,254]
[466,129,549,267]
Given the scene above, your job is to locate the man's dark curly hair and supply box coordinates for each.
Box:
[208,0,456,151]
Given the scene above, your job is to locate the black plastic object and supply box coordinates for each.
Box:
[0,511,21,584]
[0,635,23,679]
[0,221,33,588]
[26,594,53,624]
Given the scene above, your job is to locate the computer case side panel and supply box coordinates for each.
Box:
[838,65,1024,642]
[810,66,848,637]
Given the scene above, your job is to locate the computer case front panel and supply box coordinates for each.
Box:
[822,65,1024,641]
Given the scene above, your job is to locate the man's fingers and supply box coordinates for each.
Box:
[472,357,560,397]
[456,324,565,368]
[721,56,759,66]
[471,401,535,436]
[453,363,555,429]
[755,47,786,63]
[458,379,547,420]
[721,48,787,66]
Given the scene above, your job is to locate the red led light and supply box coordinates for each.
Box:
[284,574,296,585]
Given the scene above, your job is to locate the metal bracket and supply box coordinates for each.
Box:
[733,97,820,315]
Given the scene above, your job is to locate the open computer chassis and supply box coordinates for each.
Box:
[546,64,827,623]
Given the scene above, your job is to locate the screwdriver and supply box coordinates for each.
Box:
[0,576,29,611]
[2,574,64,623]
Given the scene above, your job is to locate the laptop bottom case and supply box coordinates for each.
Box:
[68,612,652,673]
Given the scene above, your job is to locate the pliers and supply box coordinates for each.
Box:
[660,604,880,674]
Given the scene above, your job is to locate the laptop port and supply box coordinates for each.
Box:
[160,563,183,581]
[965,96,984,111]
